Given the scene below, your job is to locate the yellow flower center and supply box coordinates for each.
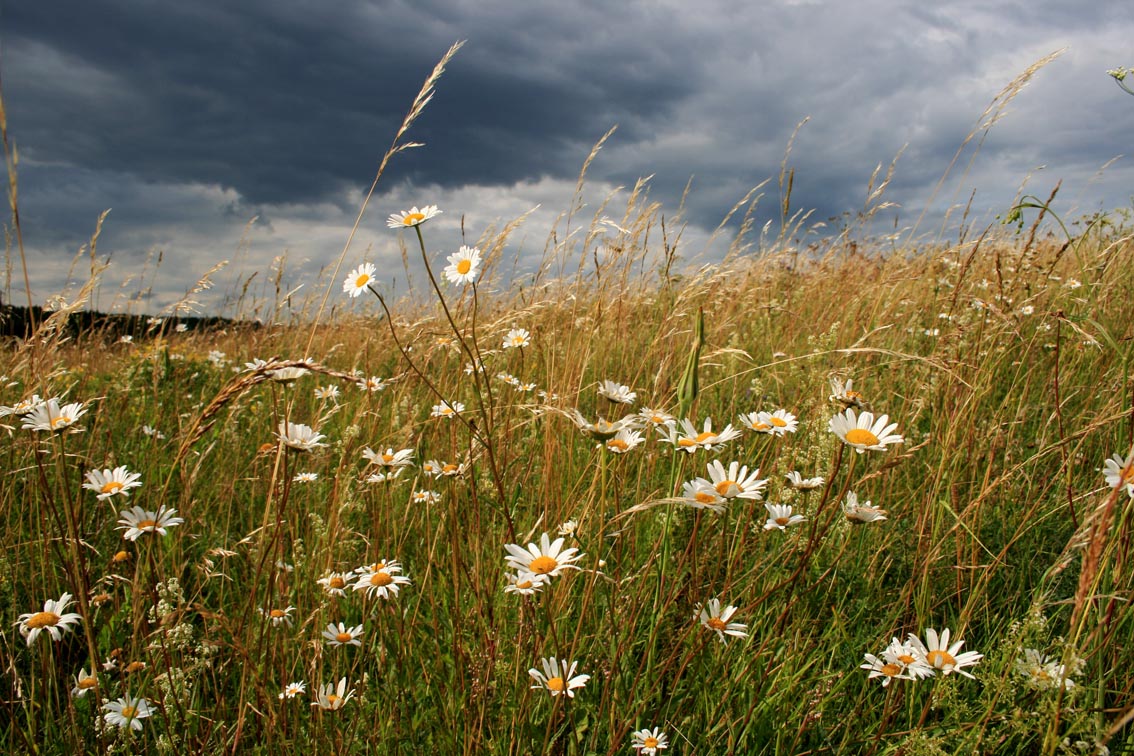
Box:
[517,579,533,589]
[51,415,72,428]
[925,649,956,668]
[25,611,60,629]
[844,428,879,446]
[775,516,791,526]
[546,677,566,692]
[120,706,138,719]
[269,609,286,618]
[695,431,716,443]
[326,694,340,705]
[897,653,916,665]
[1122,466,1134,484]
[650,414,666,424]
[846,390,863,401]
[136,519,157,531]
[677,438,697,447]
[442,464,459,474]
[695,492,718,505]
[112,550,129,563]
[457,259,472,274]
[770,416,787,427]
[101,481,125,495]
[335,632,353,643]
[753,422,772,432]
[77,676,97,689]
[715,480,738,497]
[329,576,346,589]
[644,737,659,749]
[881,663,903,677]
[382,453,394,463]
[607,439,629,451]
[125,661,146,673]
[706,617,728,632]
[370,572,394,587]
[354,273,370,287]
[529,555,558,574]
[402,213,425,225]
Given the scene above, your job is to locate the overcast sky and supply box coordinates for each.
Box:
[2,0,1131,316]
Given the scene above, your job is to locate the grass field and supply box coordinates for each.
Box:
[3,48,1134,756]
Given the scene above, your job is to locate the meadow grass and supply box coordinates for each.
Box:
[3,48,1134,756]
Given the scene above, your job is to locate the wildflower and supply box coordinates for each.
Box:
[438,461,466,477]
[359,376,387,392]
[83,466,143,500]
[362,447,415,469]
[784,471,825,491]
[1102,453,1134,498]
[431,401,464,418]
[141,424,166,439]
[175,322,188,333]
[279,681,307,699]
[353,561,411,600]
[907,627,983,678]
[842,492,888,523]
[315,385,341,401]
[311,677,354,710]
[387,205,440,229]
[317,572,352,597]
[660,417,743,453]
[763,502,805,531]
[16,592,83,645]
[443,245,481,284]
[261,606,295,628]
[322,622,364,648]
[597,379,637,405]
[343,262,377,298]
[631,727,669,754]
[504,570,549,596]
[117,505,185,541]
[679,480,727,513]
[569,410,639,442]
[277,421,327,452]
[862,637,935,686]
[0,394,46,417]
[503,328,531,349]
[119,335,133,344]
[706,460,767,500]
[422,460,443,477]
[605,428,645,454]
[638,407,675,427]
[497,372,521,386]
[504,533,583,577]
[698,598,748,642]
[828,409,903,454]
[22,398,87,432]
[102,695,153,730]
[267,365,310,383]
[1015,649,1075,691]
[557,520,578,537]
[207,350,227,367]
[739,409,798,436]
[413,489,441,505]
[72,668,98,698]
[828,377,867,410]
[365,469,405,484]
[1019,305,1035,316]
[1065,277,1082,289]
[293,472,318,483]
[529,657,589,698]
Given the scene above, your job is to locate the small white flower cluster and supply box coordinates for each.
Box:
[862,628,982,686]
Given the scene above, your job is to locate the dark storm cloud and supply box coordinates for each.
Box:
[2,0,1132,309]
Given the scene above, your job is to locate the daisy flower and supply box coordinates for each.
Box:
[504,570,549,596]
[638,407,675,427]
[763,502,806,531]
[358,376,387,392]
[438,461,466,477]
[362,447,415,469]
[739,409,798,436]
[343,262,376,298]
[444,245,482,285]
[828,409,904,454]
[431,401,464,418]
[102,695,153,731]
[1015,648,1075,691]
[907,627,983,678]
[503,328,531,349]
[605,428,645,454]
[141,424,166,439]
[421,459,444,477]
[311,677,354,710]
[267,365,310,384]
[706,460,767,500]
[568,410,639,441]
[680,480,727,513]
[529,657,589,698]
[315,385,341,401]
[861,637,935,686]
[1103,453,1134,497]
[660,417,742,453]
[842,492,888,523]
[557,520,578,537]
[22,398,87,432]
[317,572,352,597]
[83,466,143,500]
[71,668,98,698]
[597,379,637,405]
[698,598,748,642]
[353,562,412,600]
[631,727,669,755]
[504,533,583,577]
[784,471,825,491]
[365,469,405,484]
[412,489,441,505]
[279,681,307,699]
[387,205,440,229]
[277,421,326,452]
[497,372,521,386]
[322,622,364,648]
[829,377,868,410]
[117,505,184,541]
[16,592,83,645]
[0,394,45,417]
[261,606,295,627]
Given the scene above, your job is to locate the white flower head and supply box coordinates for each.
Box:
[102,695,153,730]
[17,592,83,645]
[117,505,184,541]
[277,421,326,452]
[83,466,143,500]
[343,262,377,298]
[503,327,531,349]
[387,205,440,229]
[504,532,583,577]
[529,657,589,697]
[763,502,805,531]
[698,598,748,642]
[631,727,669,754]
[444,245,482,284]
[828,409,903,454]
[597,379,637,405]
